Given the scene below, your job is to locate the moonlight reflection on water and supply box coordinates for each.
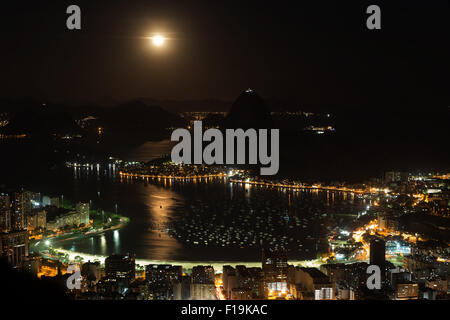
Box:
[48,141,367,262]
[141,187,183,260]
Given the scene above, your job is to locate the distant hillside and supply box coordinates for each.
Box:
[0,102,80,137]
[98,100,185,134]
[140,98,232,113]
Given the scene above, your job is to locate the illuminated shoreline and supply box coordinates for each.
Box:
[119,170,375,194]
[119,171,226,180]
[51,247,324,272]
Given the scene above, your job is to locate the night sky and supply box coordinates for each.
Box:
[1,0,449,106]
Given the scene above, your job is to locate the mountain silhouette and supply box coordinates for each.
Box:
[99,100,184,134]
[224,89,272,129]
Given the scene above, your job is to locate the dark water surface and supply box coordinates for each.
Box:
[23,141,368,262]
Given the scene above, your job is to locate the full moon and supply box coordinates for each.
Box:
[152,35,165,47]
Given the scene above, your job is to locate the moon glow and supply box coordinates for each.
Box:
[152,35,165,47]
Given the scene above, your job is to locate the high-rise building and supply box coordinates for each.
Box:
[105,253,135,283]
[81,261,102,288]
[385,171,408,183]
[231,287,252,300]
[190,283,216,300]
[29,191,41,208]
[22,254,42,276]
[26,210,47,230]
[288,267,334,300]
[11,190,40,230]
[245,267,264,298]
[378,213,399,231]
[37,210,47,229]
[12,192,26,230]
[145,264,182,300]
[262,248,288,296]
[173,274,191,300]
[224,265,264,299]
[222,265,237,299]
[0,193,11,232]
[0,230,29,268]
[370,238,386,290]
[190,265,216,300]
[191,265,215,284]
[370,238,386,271]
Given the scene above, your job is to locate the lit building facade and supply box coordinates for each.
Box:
[0,230,29,268]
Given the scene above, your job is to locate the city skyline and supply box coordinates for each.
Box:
[0,0,449,305]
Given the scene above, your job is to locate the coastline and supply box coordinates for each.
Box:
[50,247,324,272]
